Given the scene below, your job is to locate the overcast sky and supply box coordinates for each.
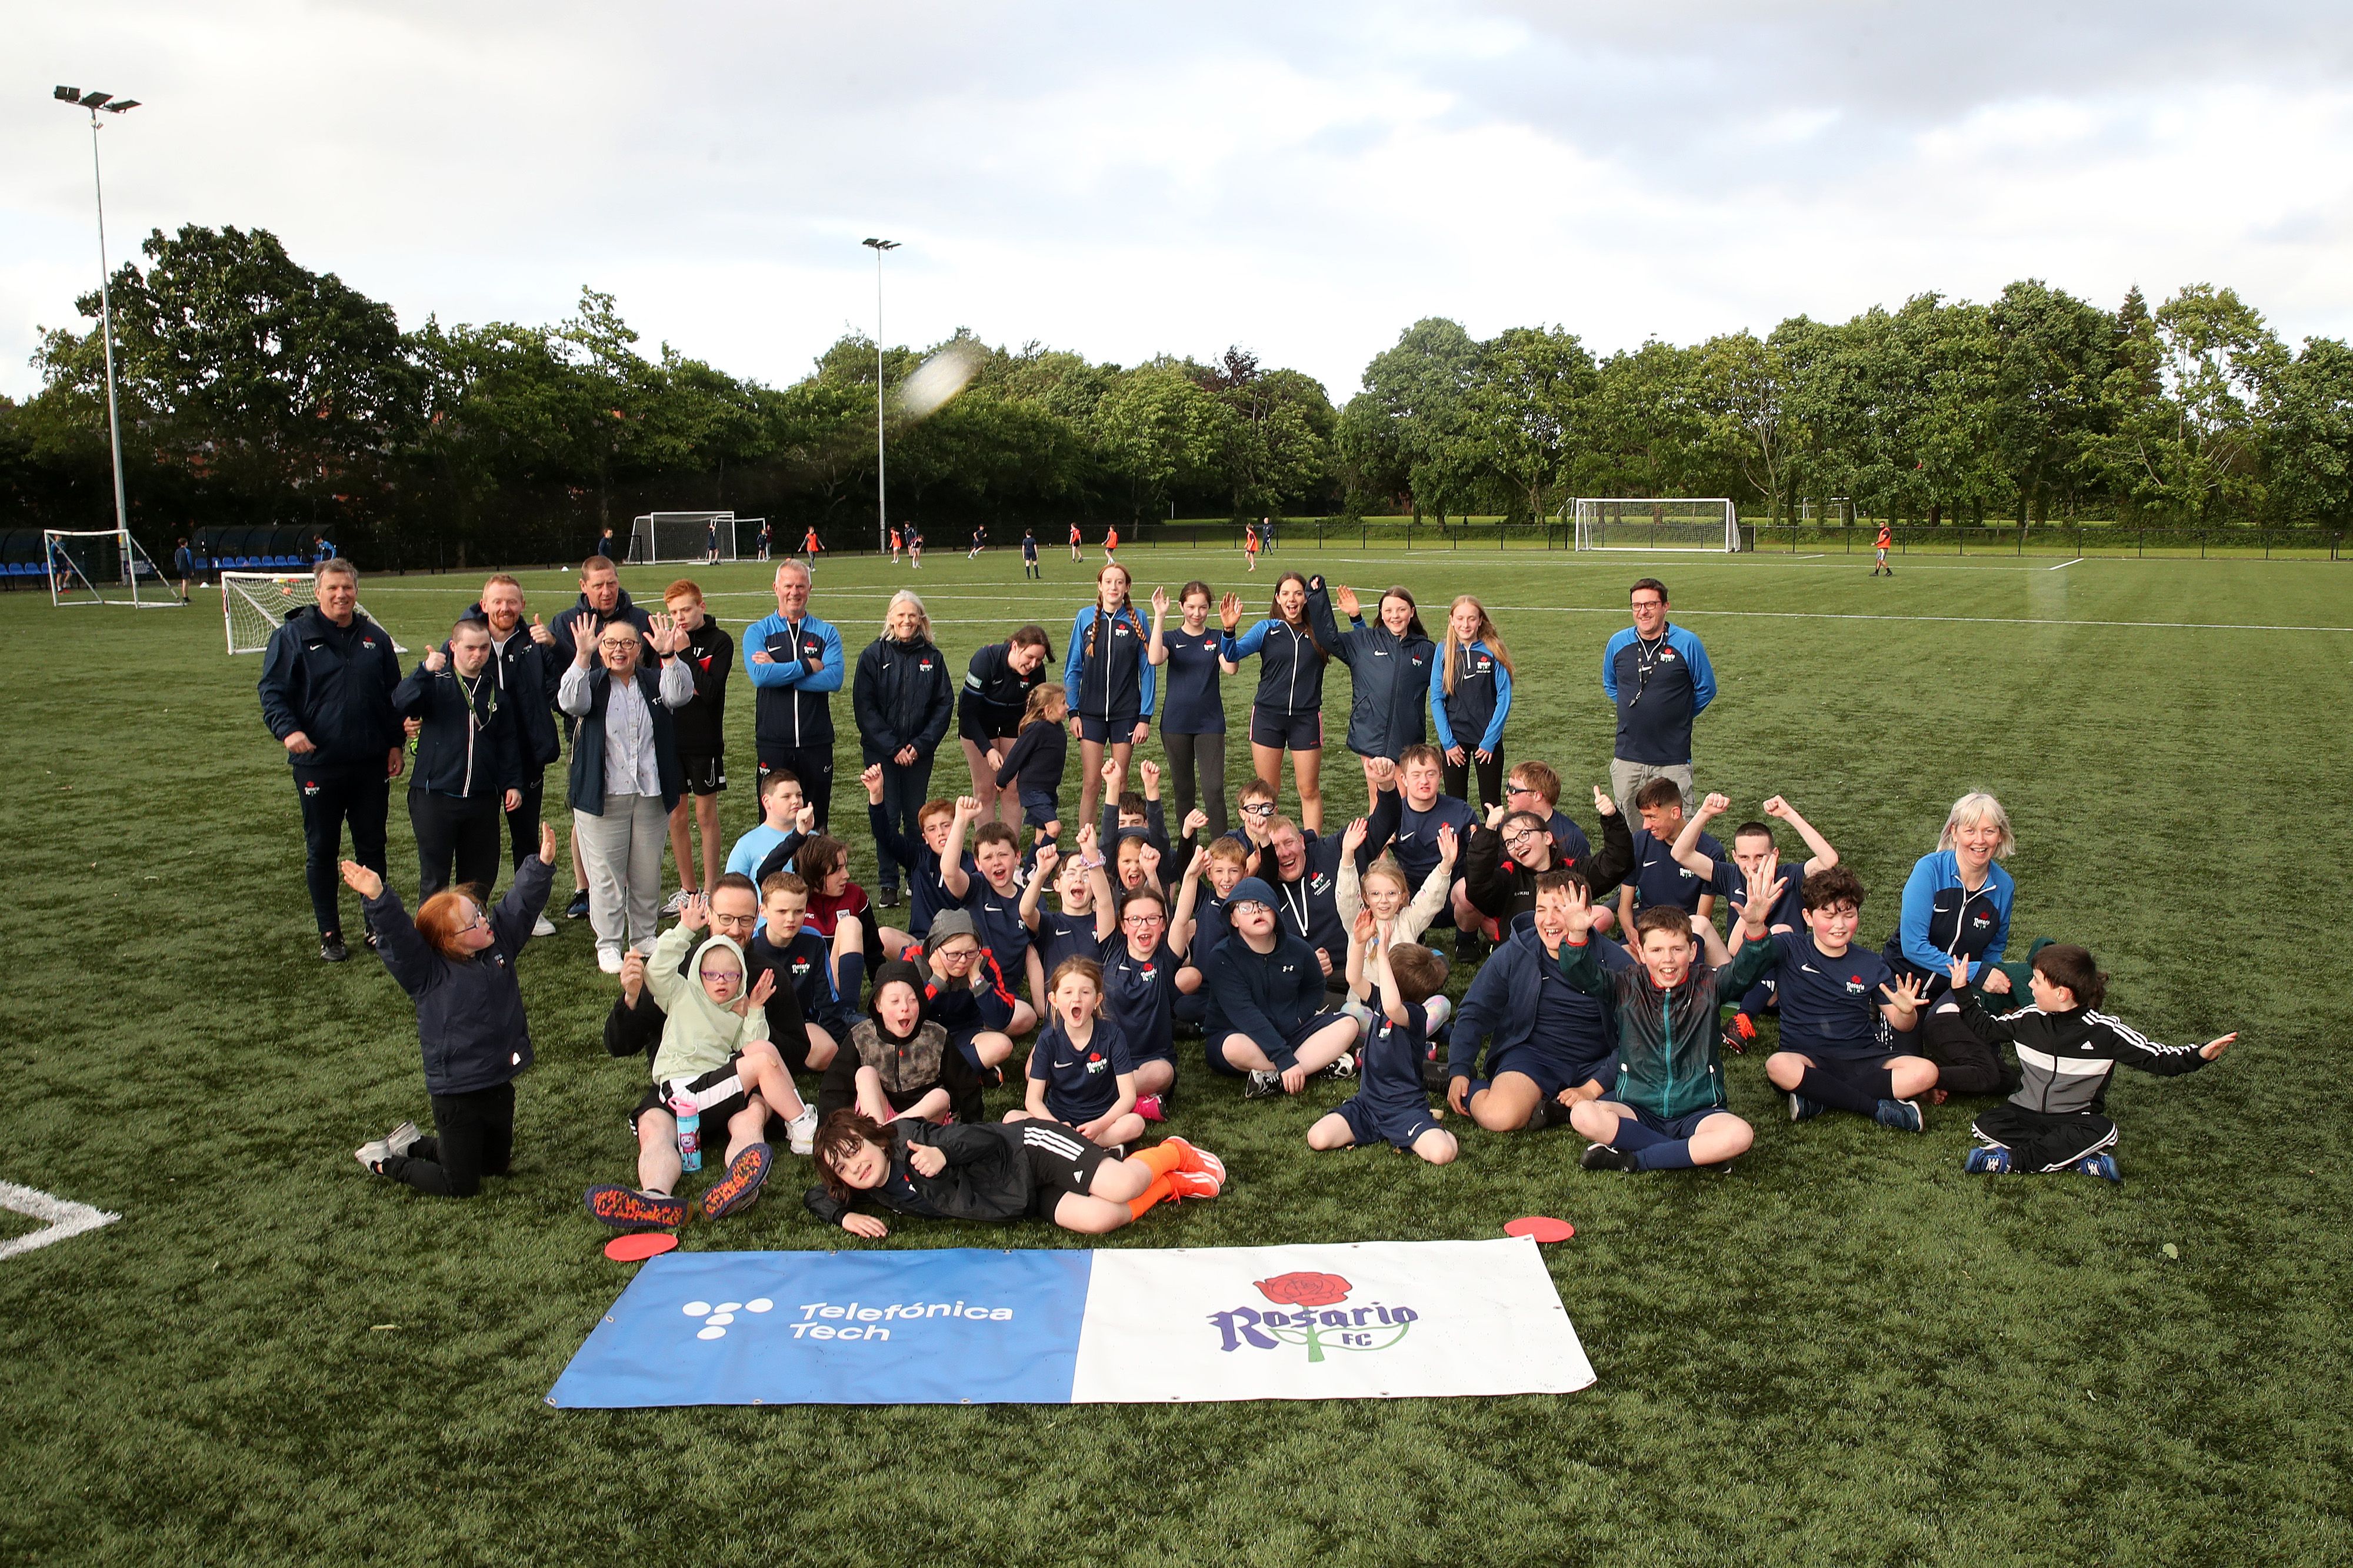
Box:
[7,1,2353,402]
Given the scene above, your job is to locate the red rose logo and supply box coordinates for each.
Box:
[1254,1271,1351,1307]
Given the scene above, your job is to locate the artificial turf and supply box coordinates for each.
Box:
[2,543,2349,1566]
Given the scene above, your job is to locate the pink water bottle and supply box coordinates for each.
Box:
[670,1086,702,1173]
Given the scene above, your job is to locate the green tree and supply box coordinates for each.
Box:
[1088,362,1227,519]
[2262,336,2353,526]
[1457,325,1597,523]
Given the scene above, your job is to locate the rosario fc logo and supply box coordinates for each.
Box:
[1208,1272,1417,1362]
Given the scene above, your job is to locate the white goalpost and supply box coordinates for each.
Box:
[1571,499,1742,553]
[628,511,759,565]
[221,572,408,656]
[42,528,181,608]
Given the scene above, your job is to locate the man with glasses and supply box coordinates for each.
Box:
[1264,816,1352,993]
[1601,578,1715,819]
[604,875,776,1062]
[559,612,694,972]
[1205,878,1360,1099]
[745,560,845,832]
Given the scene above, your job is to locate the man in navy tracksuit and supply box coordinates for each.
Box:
[257,561,405,963]
[1601,578,1716,818]
[1205,877,1361,1098]
[1447,879,1629,1131]
[744,560,846,831]
[1263,818,1354,987]
[1361,746,1478,929]
[460,576,563,892]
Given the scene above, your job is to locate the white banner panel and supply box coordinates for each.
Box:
[1070,1237,1594,1403]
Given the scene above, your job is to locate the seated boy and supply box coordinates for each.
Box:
[746,872,858,1075]
[1752,865,1935,1132]
[1559,866,1779,1173]
[1204,876,1361,1098]
[816,958,980,1126]
[1021,831,1116,980]
[725,768,809,880]
[585,895,816,1230]
[1503,758,1594,869]
[1172,834,1249,1027]
[1670,791,1839,1047]
[1311,920,1456,1165]
[865,773,979,952]
[1617,776,1722,942]
[1448,871,1626,1131]
[943,809,1042,1029]
[1945,946,2237,1180]
[1361,746,1478,930]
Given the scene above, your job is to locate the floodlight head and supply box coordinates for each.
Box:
[79,91,114,109]
[105,99,140,113]
[862,237,900,251]
[55,85,82,102]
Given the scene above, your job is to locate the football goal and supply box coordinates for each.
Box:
[629,512,761,565]
[1571,499,1741,553]
[43,528,180,608]
[221,572,408,656]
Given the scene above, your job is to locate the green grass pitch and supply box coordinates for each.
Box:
[3,543,2349,1566]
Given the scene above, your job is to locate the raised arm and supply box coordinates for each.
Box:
[938,798,980,900]
[1586,788,1637,899]
[1672,792,1730,878]
[1762,795,1838,875]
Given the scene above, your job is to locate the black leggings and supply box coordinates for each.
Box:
[1163,730,1228,837]
[380,1082,515,1198]
[410,790,504,900]
[1918,1000,2016,1097]
[1444,750,1506,816]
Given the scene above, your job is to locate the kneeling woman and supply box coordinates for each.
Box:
[348,823,557,1197]
[806,1110,1227,1237]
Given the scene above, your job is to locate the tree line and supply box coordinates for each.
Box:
[5,222,2349,569]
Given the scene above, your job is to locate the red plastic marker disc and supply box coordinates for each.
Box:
[604,1232,679,1262]
[1505,1215,1575,1243]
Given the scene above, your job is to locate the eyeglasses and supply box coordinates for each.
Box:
[1123,913,1165,928]
[456,912,488,935]
[700,969,744,985]
[935,946,980,964]
[1505,784,1538,797]
[1240,803,1275,816]
[713,913,757,930]
[1502,826,1544,845]
[1228,901,1271,918]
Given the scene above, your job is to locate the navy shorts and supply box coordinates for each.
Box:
[1076,712,1142,745]
[1205,1009,1354,1075]
[1334,1093,1440,1151]
[1623,1105,1734,1141]
[1249,708,1322,751]
[1020,788,1061,829]
[1485,1047,1610,1100]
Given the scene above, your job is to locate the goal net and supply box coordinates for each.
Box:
[222,572,409,656]
[44,528,181,608]
[629,512,749,565]
[1572,499,1741,552]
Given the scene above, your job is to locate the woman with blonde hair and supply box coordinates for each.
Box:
[853,590,954,909]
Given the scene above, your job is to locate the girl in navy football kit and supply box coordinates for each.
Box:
[1064,562,1154,839]
[1431,595,1515,815]
[1220,572,1331,831]
[1008,957,1146,1149]
[1148,581,1232,837]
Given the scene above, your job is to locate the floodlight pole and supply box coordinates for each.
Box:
[862,237,899,555]
[54,89,139,542]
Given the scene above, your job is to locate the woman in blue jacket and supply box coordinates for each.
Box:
[1219,571,1331,831]
[1148,580,1230,835]
[1430,594,1515,813]
[1064,561,1155,835]
[1884,791,2017,1002]
[1307,577,1432,793]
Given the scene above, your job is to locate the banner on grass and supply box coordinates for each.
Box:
[548,1237,1594,1407]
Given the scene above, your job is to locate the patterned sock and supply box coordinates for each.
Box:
[1127,1175,1174,1220]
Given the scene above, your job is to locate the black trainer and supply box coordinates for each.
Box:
[1579,1143,1639,1172]
[565,889,591,920]
[319,933,349,963]
[877,886,902,909]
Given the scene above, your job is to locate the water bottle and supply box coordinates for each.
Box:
[671,1085,702,1173]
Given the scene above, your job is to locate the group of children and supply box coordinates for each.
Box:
[349,560,2241,1240]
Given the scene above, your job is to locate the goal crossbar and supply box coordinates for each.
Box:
[1571,499,1741,553]
[43,528,182,608]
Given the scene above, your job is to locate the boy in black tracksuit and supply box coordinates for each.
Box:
[394,621,524,900]
[1942,945,2237,1178]
[1205,877,1361,1097]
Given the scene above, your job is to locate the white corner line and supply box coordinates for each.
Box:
[0,1180,119,1261]
[2049,557,2085,571]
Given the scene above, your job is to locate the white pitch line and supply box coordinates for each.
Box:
[0,1180,118,1261]
[2050,558,2085,571]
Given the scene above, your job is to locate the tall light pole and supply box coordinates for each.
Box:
[53,86,141,539]
[861,237,899,555]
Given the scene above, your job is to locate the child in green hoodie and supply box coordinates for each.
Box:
[585,893,818,1231]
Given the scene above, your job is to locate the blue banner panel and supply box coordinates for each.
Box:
[548,1249,1095,1407]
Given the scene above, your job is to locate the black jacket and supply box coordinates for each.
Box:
[363,855,553,1096]
[959,640,1045,740]
[1307,578,1432,759]
[804,1119,1052,1227]
[394,657,524,800]
[853,635,954,760]
[1466,808,1634,925]
[458,605,563,771]
[257,605,404,774]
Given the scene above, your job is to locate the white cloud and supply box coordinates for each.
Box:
[6,0,2353,408]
